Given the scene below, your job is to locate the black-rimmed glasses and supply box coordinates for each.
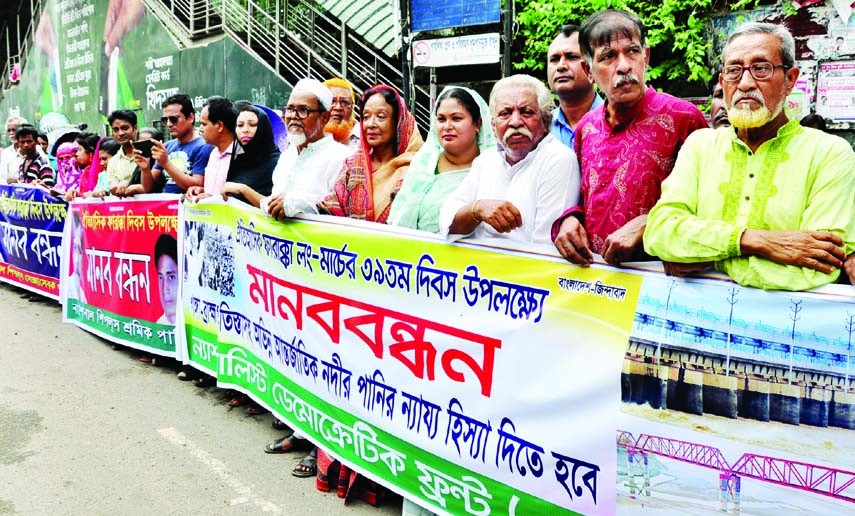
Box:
[721,62,788,82]
[284,106,322,119]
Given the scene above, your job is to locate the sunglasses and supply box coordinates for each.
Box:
[160,115,183,125]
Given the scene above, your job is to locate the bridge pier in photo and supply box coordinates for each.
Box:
[830,390,855,429]
[621,358,632,403]
[770,382,801,425]
[703,372,737,419]
[738,377,770,422]
[800,384,831,427]
[626,450,650,498]
[627,360,667,409]
[665,363,680,409]
[675,367,704,415]
[719,473,741,514]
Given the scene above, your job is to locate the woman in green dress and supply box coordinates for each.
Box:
[388,86,494,233]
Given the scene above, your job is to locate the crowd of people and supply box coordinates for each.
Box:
[1,9,855,513]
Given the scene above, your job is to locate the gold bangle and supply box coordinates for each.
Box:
[471,200,481,222]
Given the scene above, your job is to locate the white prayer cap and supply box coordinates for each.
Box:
[292,79,334,111]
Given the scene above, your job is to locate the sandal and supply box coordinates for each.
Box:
[264,435,312,454]
[140,356,154,364]
[193,375,216,387]
[292,449,318,478]
[246,403,267,416]
[177,366,196,381]
[229,394,249,408]
[272,419,289,431]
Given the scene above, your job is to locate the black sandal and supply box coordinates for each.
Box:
[264,435,311,454]
[292,448,317,477]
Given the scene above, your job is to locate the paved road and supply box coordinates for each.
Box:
[0,284,402,516]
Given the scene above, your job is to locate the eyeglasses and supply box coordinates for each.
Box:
[721,62,788,82]
[331,97,352,108]
[160,115,183,125]
[284,106,322,119]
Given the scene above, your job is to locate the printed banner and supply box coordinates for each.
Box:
[180,200,642,516]
[61,194,179,355]
[617,273,855,513]
[0,184,66,299]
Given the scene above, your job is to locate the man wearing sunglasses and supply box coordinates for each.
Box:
[645,22,855,291]
[142,93,213,194]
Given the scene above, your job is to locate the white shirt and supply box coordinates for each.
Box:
[259,134,352,217]
[348,122,361,149]
[0,144,22,182]
[438,133,580,244]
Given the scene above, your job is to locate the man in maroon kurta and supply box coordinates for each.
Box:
[551,9,707,266]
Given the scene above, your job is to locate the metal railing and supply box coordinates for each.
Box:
[142,0,224,49]
[146,0,431,129]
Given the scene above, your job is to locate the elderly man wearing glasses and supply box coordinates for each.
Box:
[223,79,352,220]
[644,22,855,291]
[323,78,361,148]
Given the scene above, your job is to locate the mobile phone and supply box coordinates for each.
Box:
[133,139,155,159]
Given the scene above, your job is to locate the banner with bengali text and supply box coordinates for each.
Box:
[179,200,642,516]
[0,184,66,299]
[61,195,179,355]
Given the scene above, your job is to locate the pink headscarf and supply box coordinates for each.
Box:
[78,137,106,194]
[55,142,83,192]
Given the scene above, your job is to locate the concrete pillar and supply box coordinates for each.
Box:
[770,382,801,425]
[628,360,666,409]
[666,364,680,410]
[678,368,704,415]
[800,385,831,427]
[704,372,738,419]
[830,390,855,429]
[621,358,632,403]
[719,473,742,514]
[739,378,770,422]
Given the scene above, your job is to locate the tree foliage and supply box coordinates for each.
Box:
[514,0,761,94]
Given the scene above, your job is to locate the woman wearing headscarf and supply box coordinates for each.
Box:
[63,133,105,200]
[221,102,281,204]
[53,142,84,193]
[388,86,494,233]
[318,85,423,223]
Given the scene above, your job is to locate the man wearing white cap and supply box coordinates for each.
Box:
[224,79,352,219]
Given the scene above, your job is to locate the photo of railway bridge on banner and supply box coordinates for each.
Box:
[616,272,855,514]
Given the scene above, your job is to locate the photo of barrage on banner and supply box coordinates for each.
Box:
[617,273,855,514]
[0,184,66,299]
[61,195,179,355]
[180,200,642,516]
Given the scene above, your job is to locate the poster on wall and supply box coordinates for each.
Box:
[788,60,817,119]
[1,0,291,140]
[816,60,855,120]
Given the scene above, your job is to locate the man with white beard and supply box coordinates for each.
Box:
[220,79,352,220]
[438,74,580,244]
[644,22,855,291]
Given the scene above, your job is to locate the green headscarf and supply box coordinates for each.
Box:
[388,86,495,232]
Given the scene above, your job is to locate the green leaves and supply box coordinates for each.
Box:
[514,0,719,93]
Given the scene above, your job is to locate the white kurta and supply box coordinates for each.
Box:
[259,134,353,218]
[438,133,580,244]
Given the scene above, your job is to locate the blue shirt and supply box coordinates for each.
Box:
[550,94,604,150]
[154,136,214,194]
